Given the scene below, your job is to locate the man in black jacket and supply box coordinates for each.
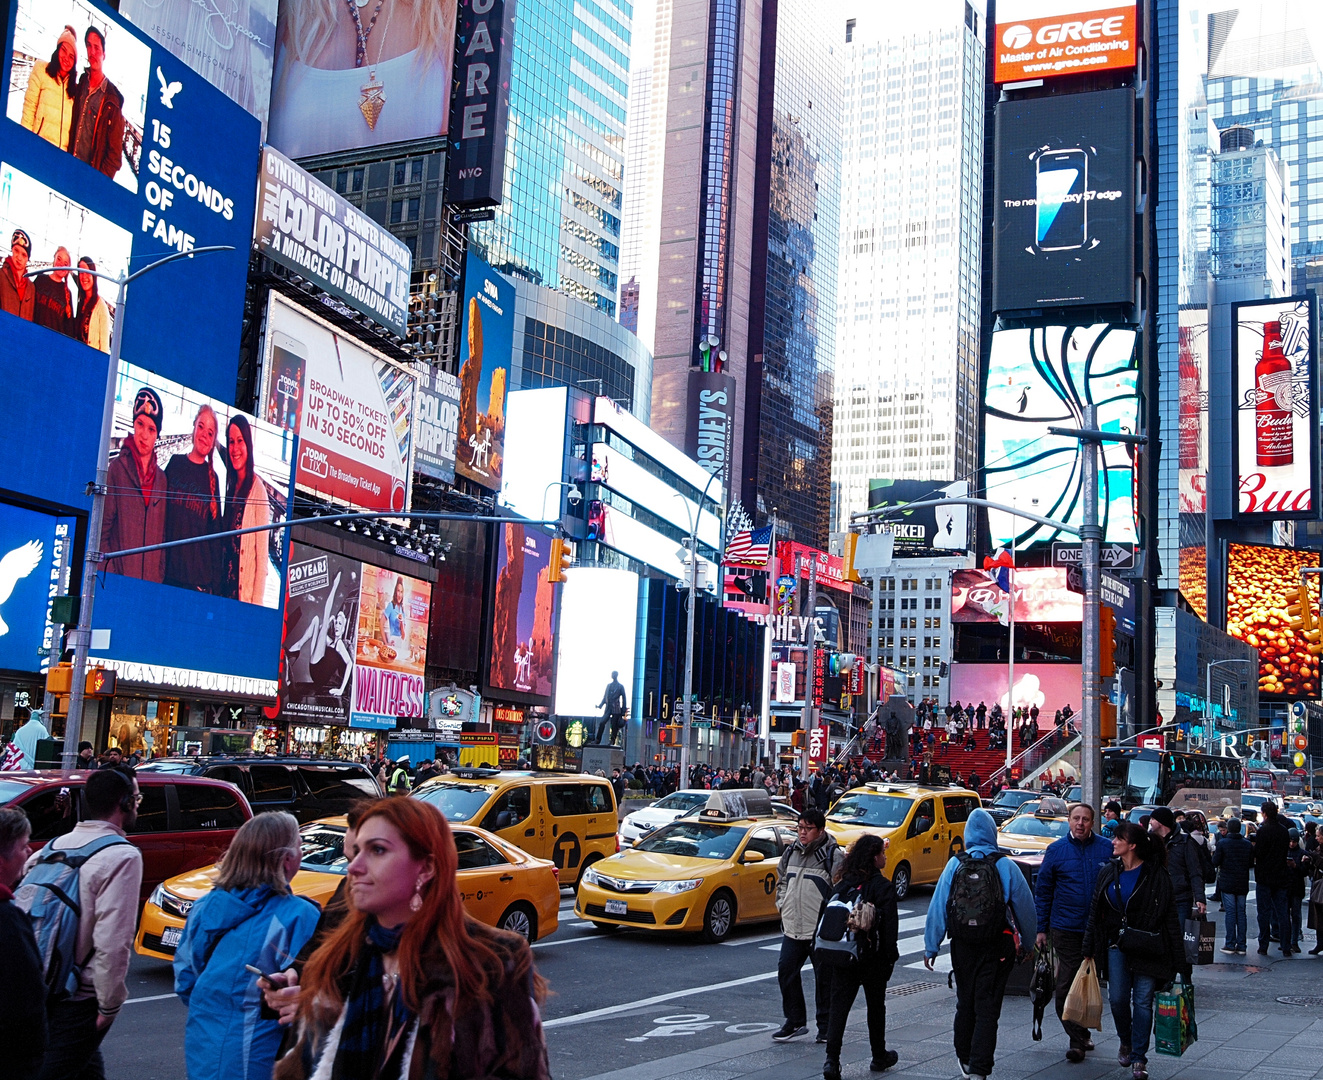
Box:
[1212,817,1252,954]
[0,807,46,1080]
[1148,807,1205,924]
[1253,800,1293,957]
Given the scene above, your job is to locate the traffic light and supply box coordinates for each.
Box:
[86,668,116,697]
[791,730,806,749]
[1286,582,1323,654]
[841,532,861,583]
[658,724,682,745]
[45,663,72,695]
[546,538,575,583]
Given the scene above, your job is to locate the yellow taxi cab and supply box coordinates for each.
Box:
[995,796,1073,857]
[573,789,791,942]
[823,782,981,899]
[413,768,618,887]
[136,815,559,960]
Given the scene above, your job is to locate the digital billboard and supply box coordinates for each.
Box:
[685,369,736,499]
[984,324,1138,548]
[949,662,1085,719]
[488,522,556,701]
[353,563,431,728]
[447,0,514,208]
[1225,543,1319,698]
[866,478,969,554]
[455,251,514,489]
[413,367,461,484]
[499,387,568,521]
[993,1,1137,84]
[118,0,277,124]
[254,145,412,336]
[262,293,415,513]
[0,502,76,674]
[102,360,291,607]
[590,442,721,551]
[951,567,1083,624]
[279,543,360,726]
[268,0,457,159]
[993,88,1134,311]
[1231,296,1318,519]
[1177,309,1208,514]
[554,567,637,719]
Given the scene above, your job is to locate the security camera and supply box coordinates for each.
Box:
[567,484,583,505]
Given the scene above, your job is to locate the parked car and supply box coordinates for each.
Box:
[0,770,252,900]
[985,788,1040,826]
[137,757,380,822]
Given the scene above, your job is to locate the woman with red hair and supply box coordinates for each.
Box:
[270,798,549,1080]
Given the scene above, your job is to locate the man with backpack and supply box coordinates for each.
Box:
[773,807,844,1043]
[923,807,1037,1080]
[19,767,143,1080]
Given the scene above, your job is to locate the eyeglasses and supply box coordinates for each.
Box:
[132,793,143,805]
[796,822,819,832]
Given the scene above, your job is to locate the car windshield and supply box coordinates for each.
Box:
[300,824,349,874]
[828,794,912,829]
[0,779,32,804]
[992,790,1038,808]
[652,792,710,813]
[635,822,749,859]
[1001,817,1070,839]
[136,761,197,773]
[411,783,493,821]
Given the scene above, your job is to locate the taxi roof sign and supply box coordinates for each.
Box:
[1036,796,1070,818]
[699,789,775,820]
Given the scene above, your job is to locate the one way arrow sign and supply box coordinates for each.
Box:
[1051,542,1135,570]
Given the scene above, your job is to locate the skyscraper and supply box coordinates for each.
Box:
[829,2,986,534]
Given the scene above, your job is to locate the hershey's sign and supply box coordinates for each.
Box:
[686,370,736,500]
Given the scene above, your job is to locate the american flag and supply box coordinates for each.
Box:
[724,526,772,566]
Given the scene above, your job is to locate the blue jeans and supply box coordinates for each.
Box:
[1257,883,1290,953]
[1223,893,1247,951]
[1107,947,1158,1064]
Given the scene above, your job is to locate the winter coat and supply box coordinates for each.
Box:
[1211,833,1252,895]
[101,446,167,582]
[1162,830,1205,910]
[823,868,900,973]
[1082,857,1186,983]
[68,73,125,178]
[0,884,47,1080]
[1034,829,1113,935]
[0,257,34,320]
[273,920,550,1080]
[21,62,74,149]
[174,884,320,1080]
[1253,818,1292,889]
[776,832,845,940]
[924,809,1037,957]
[1287,847,1311,900]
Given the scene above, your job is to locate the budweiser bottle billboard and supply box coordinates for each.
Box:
[1255,320,1294,467]
[1178,325,1200,469]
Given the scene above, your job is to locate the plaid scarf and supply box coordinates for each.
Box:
[332,918,414,1080]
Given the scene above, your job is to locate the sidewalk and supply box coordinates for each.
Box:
[575,953,1323,1080]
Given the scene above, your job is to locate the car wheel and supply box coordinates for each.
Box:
[702,889,736,943]
[498,902,537,943]
[891,861,911,900]
[575,854,603,897]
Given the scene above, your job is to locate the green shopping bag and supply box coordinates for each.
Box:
[1154,977,1197,1056]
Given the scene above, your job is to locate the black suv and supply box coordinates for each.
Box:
[137,757,381,822]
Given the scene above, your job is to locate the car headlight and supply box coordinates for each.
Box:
[148,884,165,909]
[653,878,703,894]
[581,865,601,887]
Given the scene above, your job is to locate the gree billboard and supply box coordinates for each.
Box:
[993,0,1137,83]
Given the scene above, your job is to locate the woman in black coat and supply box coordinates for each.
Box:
[1082,821,1187,1080]
[819,834,901,1080]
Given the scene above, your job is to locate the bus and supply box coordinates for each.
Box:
[1102,747,1242,809]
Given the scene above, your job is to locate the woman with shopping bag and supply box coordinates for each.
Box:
[1082,821,1187,1080]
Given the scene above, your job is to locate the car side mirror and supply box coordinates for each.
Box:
[741,850,766,864]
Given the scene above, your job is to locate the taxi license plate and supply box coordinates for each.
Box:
[160,926,183,949]
[604,899,628,915]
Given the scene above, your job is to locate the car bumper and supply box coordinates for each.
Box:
[135,902,187,960]
[574,882,702,931]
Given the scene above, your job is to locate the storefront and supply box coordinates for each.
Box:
[286,723,384,760]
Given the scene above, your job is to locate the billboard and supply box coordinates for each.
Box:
[1231,296,1318,519]
[993,88,1134,312]
[866,478,969,554]
[455,251,514,489]
[499,387,568,521]
[262,293,415,513]
[993,1,1138,83]
[554,567,637,718]
[0,503,76,674]
[1178,309,1208,514]
[279,544,360,725]
[984,324,1138,548]
[413,367,461,483]
[118,0,277,124]
[352,563,431,729]
[1225,544,1319,698]
[268,0,457,159]
[685,369,736,499]
[949,662,1085,719]
[488,522,556,701]
[447,0,514,208]
[591,443,721,550]
[2,0,260,401]
[951,567,1083,623]
[102,360,291,607]
[255,146,411,336]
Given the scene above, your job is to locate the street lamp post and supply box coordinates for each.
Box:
[37,247,234,768]
[676,472,722,786]
[1204,658,1253,753]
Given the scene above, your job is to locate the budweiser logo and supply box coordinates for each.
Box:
[1255,414,1293,429]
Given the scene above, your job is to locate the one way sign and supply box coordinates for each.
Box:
[1051,542,1134,571]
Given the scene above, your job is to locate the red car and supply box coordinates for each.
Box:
[0,770,253,900]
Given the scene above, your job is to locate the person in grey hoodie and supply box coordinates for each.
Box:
[924,809,1037,1080]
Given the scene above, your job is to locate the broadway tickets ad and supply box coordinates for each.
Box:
[279,544,361,726]
[264,293,415,512]
[351,564,431,729]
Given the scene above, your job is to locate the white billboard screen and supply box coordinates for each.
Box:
[499,387,568,521]
[553,568,638,718]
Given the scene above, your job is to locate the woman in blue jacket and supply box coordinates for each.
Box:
[175,812,321,1080]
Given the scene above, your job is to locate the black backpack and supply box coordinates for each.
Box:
[945,851,1006,944]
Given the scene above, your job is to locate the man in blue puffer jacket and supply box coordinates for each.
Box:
[924,809,1037,1080]
[1034,803,1113,1063]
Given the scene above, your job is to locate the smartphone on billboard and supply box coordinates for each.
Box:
[266,331,308,435]
[1035,149,1088,251]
